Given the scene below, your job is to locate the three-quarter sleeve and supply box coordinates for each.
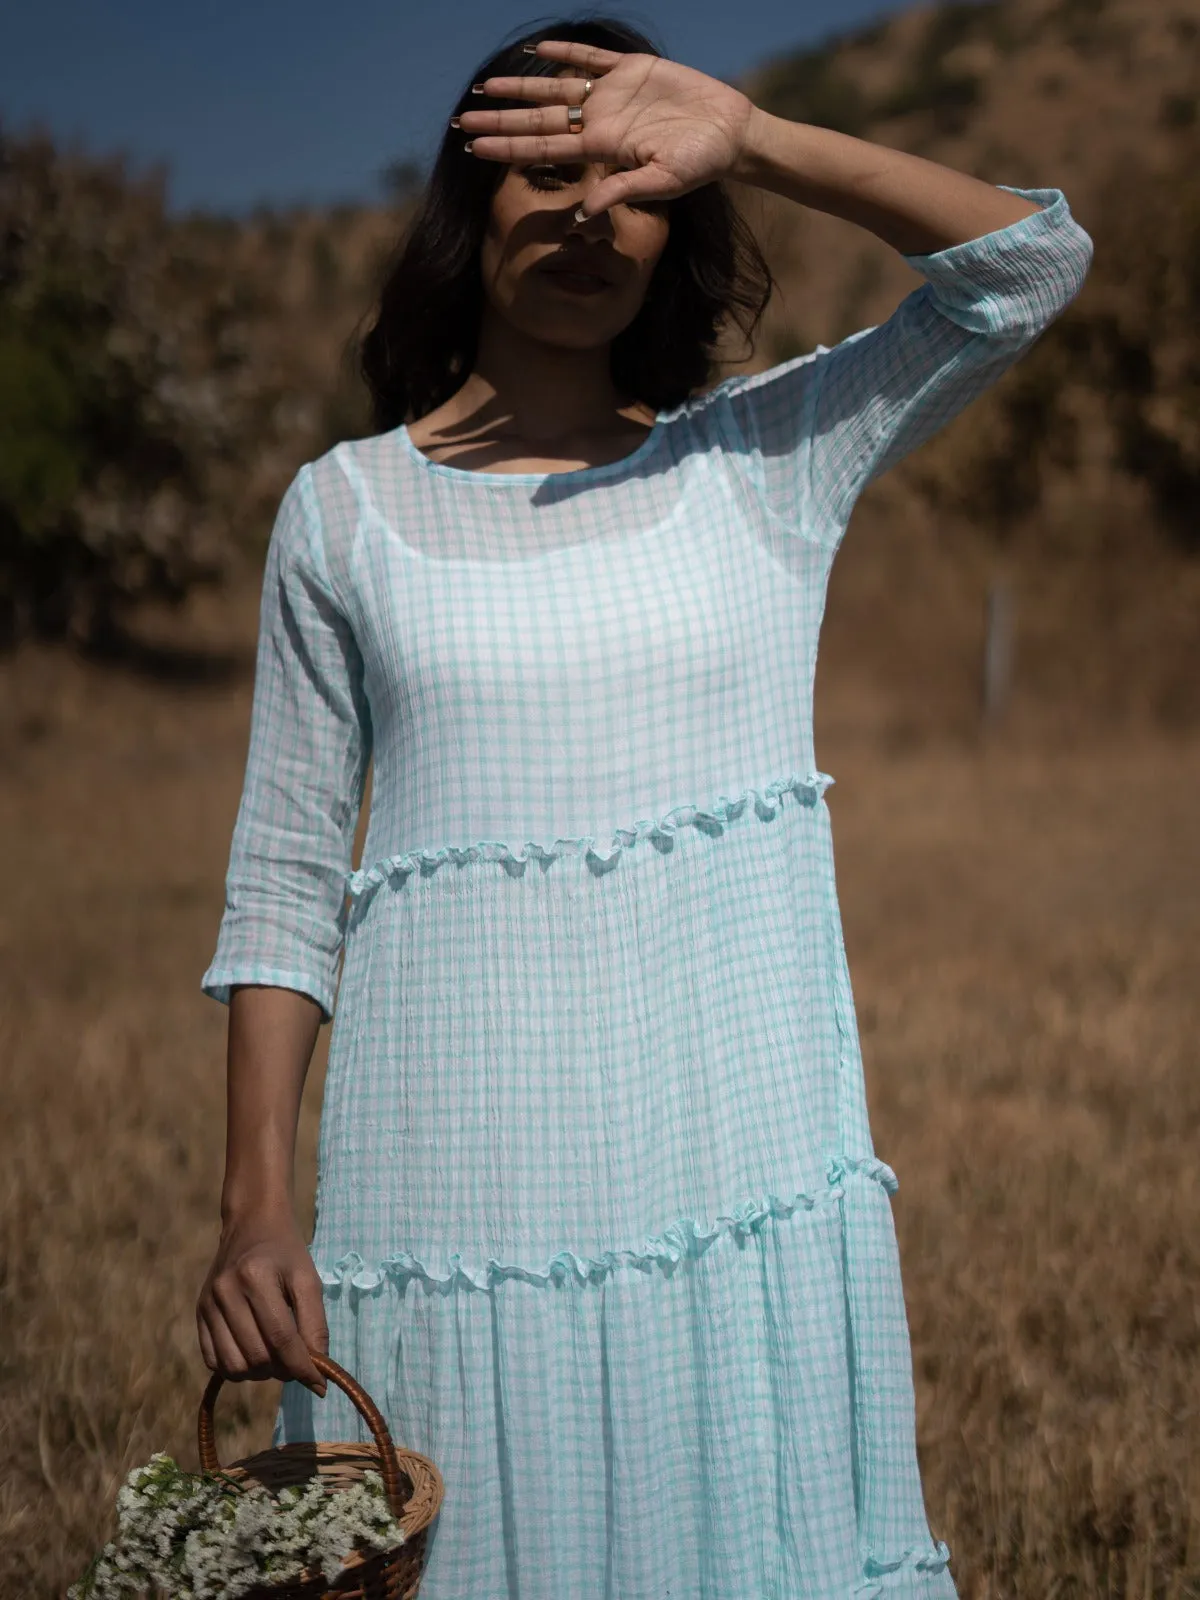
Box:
[720,186,1094,542]
[201,464,372,1022]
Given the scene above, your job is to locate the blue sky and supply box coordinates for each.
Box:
[2,0,915,214]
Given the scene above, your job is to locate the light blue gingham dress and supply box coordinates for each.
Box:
[203,187,1091,1599]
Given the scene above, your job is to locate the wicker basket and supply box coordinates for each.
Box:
[197,1353,444,1600]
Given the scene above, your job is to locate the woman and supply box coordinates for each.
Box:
[198,17,1091,1598]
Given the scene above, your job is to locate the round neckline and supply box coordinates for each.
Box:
[398,412,669,486]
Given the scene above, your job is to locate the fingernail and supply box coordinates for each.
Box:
[522,43,538,54]
[471,83,486,94]
[464,141,475,154]
[449,117,461,129]
[574,205,587,224]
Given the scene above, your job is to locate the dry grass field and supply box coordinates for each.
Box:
[1,559,1197,1599]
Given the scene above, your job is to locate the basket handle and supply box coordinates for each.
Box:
[198,1353,409,1521]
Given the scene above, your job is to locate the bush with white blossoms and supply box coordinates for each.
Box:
[69,1452,406,1599]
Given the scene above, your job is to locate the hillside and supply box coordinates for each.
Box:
[728,0,1200,735]
[739,0,1200,341]
[751,0,1198,199]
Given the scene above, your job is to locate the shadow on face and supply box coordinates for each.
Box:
[481,156,670,350]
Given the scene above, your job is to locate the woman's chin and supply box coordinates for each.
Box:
[513,306,630,350]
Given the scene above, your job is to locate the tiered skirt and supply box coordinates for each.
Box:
[277,776,956,1598]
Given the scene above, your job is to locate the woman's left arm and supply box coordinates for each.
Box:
[722,178,1092,538]
[468,40,1093,535]
[731,112,1040,256]
[720,114,1094,538]
[720,116,1094,544]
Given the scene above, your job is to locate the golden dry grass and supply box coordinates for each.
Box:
[1,573,1197,1598]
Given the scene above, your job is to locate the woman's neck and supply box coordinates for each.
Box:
[422,312,655,450]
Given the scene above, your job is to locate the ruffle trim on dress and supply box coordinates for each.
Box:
[345,770,834,902]
[314,1154,896,1295]
[853,1541,953,1595]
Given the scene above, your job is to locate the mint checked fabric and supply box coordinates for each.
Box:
[203,187,1092,1598]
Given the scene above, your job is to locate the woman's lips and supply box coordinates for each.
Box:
[538,263,613,295]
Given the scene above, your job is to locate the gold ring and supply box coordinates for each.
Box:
[566,104,584,133]
[581,78,594,101]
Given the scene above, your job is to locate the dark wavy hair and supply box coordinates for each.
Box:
[359,15,775,432]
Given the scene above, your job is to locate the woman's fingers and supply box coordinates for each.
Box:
[287,1267,331,1396]
[477,73,595,104]
[237,1263,327,1394]
[460,105,577,136]
[196,1307,219,1374]
[210,1272,275,1375]
[199,1270,329,1394]
[523,39,625,74]
[459,105,603,138]
[201,1299,259,1380]
[464,133,615,166]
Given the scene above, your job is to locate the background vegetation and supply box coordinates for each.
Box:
[0,133,394,648]
[2,0,1199,720]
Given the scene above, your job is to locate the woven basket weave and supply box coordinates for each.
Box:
[197,1354,444,1599]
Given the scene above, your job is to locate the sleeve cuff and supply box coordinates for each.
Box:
[901,186,1093,336]
[200,964,338,1024]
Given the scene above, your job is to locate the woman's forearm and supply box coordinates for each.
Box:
[198,984,329,1393]
[732,109,1040,256]
[220,985,323,1223]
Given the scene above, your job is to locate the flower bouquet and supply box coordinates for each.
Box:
[70,1355,443,1600]
[70,1455,405,1599]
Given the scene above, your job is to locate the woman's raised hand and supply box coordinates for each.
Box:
[458,39,758,218]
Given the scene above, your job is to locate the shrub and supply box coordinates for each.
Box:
[0,132,350,649]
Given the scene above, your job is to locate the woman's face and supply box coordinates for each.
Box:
[479,156,671,351]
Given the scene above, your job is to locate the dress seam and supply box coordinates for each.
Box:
[312,1156,899,1293]
[344,769,834,910]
